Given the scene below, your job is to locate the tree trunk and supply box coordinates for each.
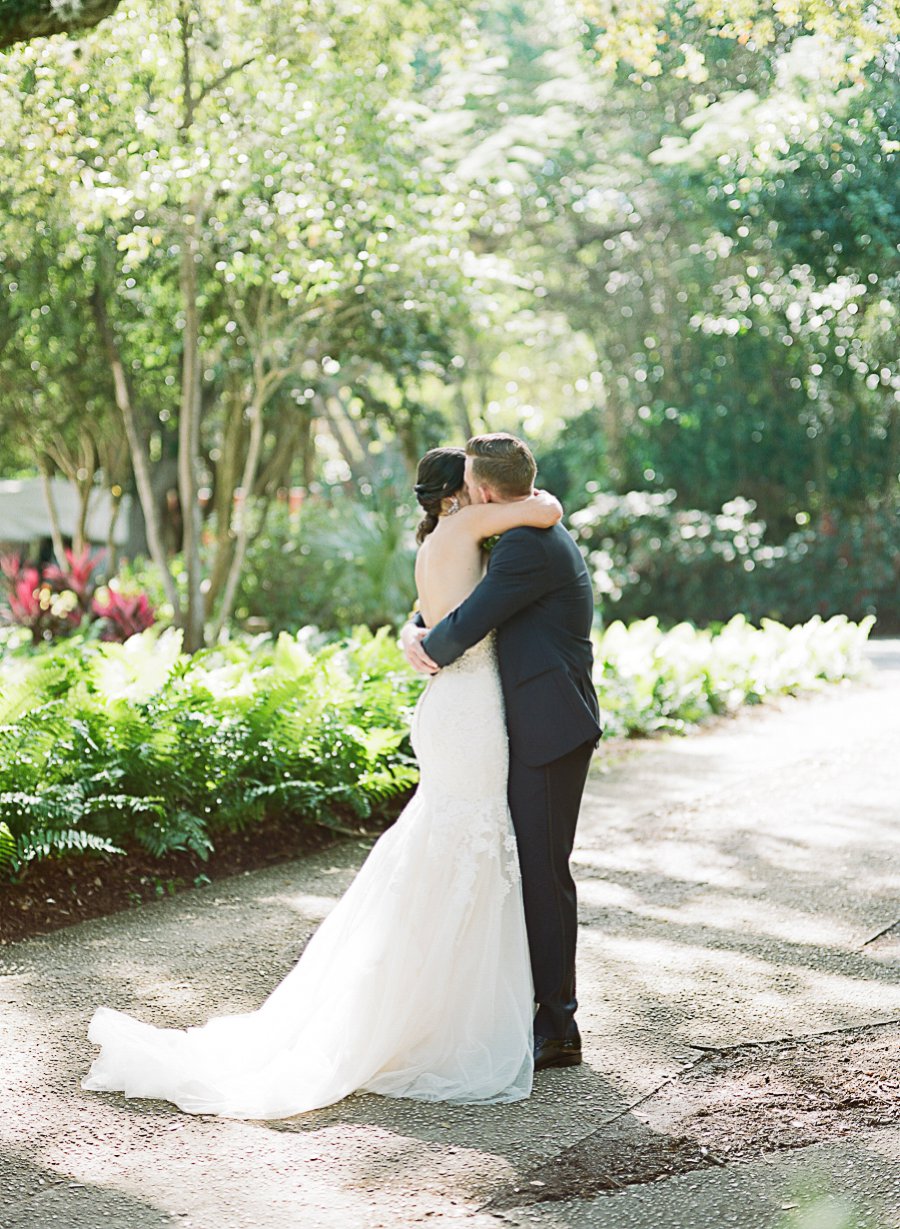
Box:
[73,486,88,556]
[317,394,361,479]
[886,394,899,502]
[40,432,97,557]
[73,436,98,557]
[334,394,374,468]
[396,415,422,479]
[209,382,269,641]
[299,411,316,488]
[253,408,302,497]
[37,461,67,568]
[105,494,123,576]
[96,419,130,576]
[175,7,208,652]
[90,283,183,617]
[453,382,474,441]
[177,201,206,653]
[204,383,246,616]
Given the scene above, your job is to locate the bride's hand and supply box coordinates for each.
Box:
[400,622,440,675]
[530,489,562,523]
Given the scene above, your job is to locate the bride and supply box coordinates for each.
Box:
[82,446,563,1119]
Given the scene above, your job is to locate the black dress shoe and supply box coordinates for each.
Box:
[533,1034,582,1071]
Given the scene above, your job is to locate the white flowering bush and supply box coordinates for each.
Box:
[594,613,875,737]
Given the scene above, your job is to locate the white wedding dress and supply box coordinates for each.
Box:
[82,634,534,1118]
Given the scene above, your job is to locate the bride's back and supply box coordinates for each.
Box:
[414,516,484,628]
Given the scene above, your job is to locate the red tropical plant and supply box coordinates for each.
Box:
[91,588,156,642]
[1,548,155,645]
[44,546,105,610]
[0,553,85,643]
[2,559,42,623]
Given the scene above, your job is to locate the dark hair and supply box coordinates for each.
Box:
[466,432,536,498]
[414,447,465,544]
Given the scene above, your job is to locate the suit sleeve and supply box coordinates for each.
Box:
[422,529,553,667]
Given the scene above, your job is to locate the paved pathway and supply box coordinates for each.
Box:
[2,642,898,1229]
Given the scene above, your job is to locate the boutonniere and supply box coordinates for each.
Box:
[482,534,500,554]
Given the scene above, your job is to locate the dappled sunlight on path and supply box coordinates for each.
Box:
[574,642,900,1084]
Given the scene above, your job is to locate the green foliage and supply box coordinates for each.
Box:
[238,486,418,635]
[0,610,874,885]
[572,489,899,631]
[0,624,423,882]
[0,821,15,868]
[1,0,896,645]
[2,827,125,877]
[575,0,899,80]
[0,0,476,498]
[440,16,898,568]
[595,613,874,737]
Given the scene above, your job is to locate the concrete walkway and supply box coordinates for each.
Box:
[2,643,899,1229]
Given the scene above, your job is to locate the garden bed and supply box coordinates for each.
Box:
[0,804,407,945]
[490,1021,900,1207]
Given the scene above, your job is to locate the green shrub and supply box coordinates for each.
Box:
[571,490,899,632]
[0,624,423,881]
[237,485,418,635]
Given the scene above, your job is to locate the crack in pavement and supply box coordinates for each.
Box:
[483,1020,900,1213]
[862,921,900,949]
[682,1016,900,1053]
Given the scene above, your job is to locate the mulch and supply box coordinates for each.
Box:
[0,802,407,946]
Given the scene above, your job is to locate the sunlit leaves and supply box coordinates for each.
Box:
[595,613,874,735]
[0,0,482,505]
[576,0,900,80]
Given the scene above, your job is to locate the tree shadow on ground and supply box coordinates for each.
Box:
[0,1147,173,1229]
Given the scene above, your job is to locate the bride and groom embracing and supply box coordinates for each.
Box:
[82,432,602,1118]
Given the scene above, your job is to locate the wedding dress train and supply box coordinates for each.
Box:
[82,635,534,1118]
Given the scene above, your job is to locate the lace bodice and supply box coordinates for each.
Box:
[438,631,497,676]
[408,631,518,900]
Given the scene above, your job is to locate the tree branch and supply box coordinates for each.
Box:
[194,57,256,110]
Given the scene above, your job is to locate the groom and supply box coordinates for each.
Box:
[401,432,601,1070]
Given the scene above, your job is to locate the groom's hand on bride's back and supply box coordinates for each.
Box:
[400,621,440,675]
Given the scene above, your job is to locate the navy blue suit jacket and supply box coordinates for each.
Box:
[421,523,602,767]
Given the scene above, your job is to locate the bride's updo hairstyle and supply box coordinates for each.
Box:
[414,447,466,544]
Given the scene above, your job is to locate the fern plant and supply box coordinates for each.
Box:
[9,829,125,876]
[0,624,423,882]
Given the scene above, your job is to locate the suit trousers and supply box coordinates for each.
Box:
[507,737,596,1041]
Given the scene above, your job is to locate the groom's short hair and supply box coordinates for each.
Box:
[466,433,537,498]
